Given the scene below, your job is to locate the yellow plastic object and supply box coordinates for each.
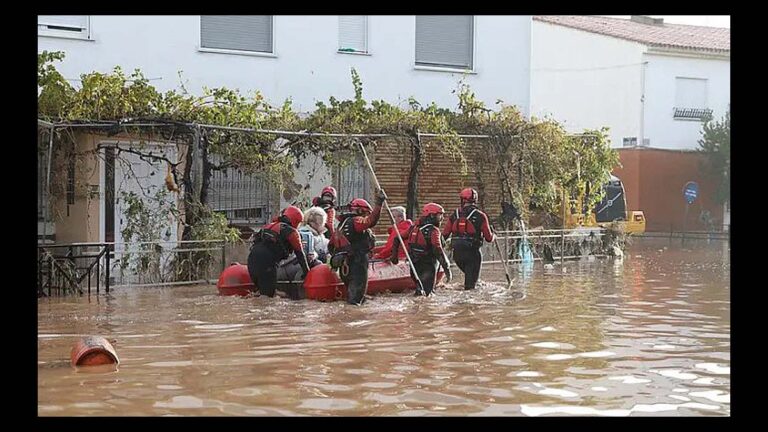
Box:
[624,211,646,233]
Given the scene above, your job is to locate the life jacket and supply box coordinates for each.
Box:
[330,216,375,254]
[407,223,437,259]
[451,207,483,246]
[253,221,293,260]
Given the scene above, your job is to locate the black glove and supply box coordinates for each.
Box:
[390,255,399,265]
[375,188,387,205]
[444,267,453,284]
[330,253,345,269]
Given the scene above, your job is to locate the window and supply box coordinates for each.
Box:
[622,137,638,147]
[38,15,90,40]
[338,16,368,54]
[201,16,273,54]
[334,154,372,205]
[674,77,711,120]
[208,154,273,226]
[415,16,474,70]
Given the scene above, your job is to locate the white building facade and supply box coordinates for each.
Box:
[531,15,730,150]
[39,15,532,114]
[38,15,534,243]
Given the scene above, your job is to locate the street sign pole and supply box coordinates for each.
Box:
[683,202,689,246]
[682,181,699,247]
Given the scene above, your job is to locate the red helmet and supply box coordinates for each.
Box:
[321,186,337,200]
[421,202,445,218]
[281,206,303,228]
[460,188,478,203]
[349,198,372,214]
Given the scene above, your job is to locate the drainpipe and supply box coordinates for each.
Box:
[639,61,648,147]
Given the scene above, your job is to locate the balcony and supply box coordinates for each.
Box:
[673,107,713,121]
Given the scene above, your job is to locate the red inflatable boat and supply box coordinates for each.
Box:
[217,259,444,301]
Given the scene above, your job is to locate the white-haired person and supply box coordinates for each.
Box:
[300,206,330,266]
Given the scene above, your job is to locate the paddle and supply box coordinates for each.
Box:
[357,141,427,295]
[491,228,515,289]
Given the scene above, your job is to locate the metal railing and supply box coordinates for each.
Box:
[374,227,613,267]
[639,230,730,241]
[37,240,229,295]
[483,228,610,264]
[38,243,110,297]
[38,227,618,296]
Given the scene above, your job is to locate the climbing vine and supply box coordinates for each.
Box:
[446,81,619,226]
[118,189,175,279]
[38,50,621,243]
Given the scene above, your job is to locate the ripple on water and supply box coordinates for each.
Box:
[694,363,730,375]
[492,358,528,367]
[538,387,579,398]
[578,351,615,358]
[514,371,543,377]
[297,398,360,410]
[530,341,575,350]
[651,369,699,380]
[37,243,731,417]
[689,390,730,404]
[609,375,652,384]
[544,354,574,361]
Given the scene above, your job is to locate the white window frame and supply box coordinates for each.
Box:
[673,76,710,121]
[337,16,370,56]
[38,16,92,41]
[414,15,477,73]
[198,16,277,58]
[674,76,708,109]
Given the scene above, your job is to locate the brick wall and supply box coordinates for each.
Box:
[372,138,507,235]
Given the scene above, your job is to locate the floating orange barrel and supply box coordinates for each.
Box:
[217,263,254,296]
[70,336,119,367]
[304,264,345,301]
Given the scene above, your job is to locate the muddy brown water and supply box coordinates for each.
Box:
[38,238,730,416]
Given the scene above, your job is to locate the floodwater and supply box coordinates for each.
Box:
[38,238,730,416]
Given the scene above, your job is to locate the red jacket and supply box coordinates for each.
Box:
[374,219,413,259]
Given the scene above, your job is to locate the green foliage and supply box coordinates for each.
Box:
[186,203,241,244]
[38,51,74,117]
[118,189,175,274]
[38,52,620,230]
[698,108,730,204]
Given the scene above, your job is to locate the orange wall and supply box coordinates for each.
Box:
[614,148,724,232]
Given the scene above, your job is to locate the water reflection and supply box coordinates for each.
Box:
[39,238,729,416]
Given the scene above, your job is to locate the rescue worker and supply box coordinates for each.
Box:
[391,203,453,296]
[247,206,310,298]
[374,206,413,260]
[276,206,330,281]
[311,186,337,239]
[442,188,495,290]
[328,188,387,305]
